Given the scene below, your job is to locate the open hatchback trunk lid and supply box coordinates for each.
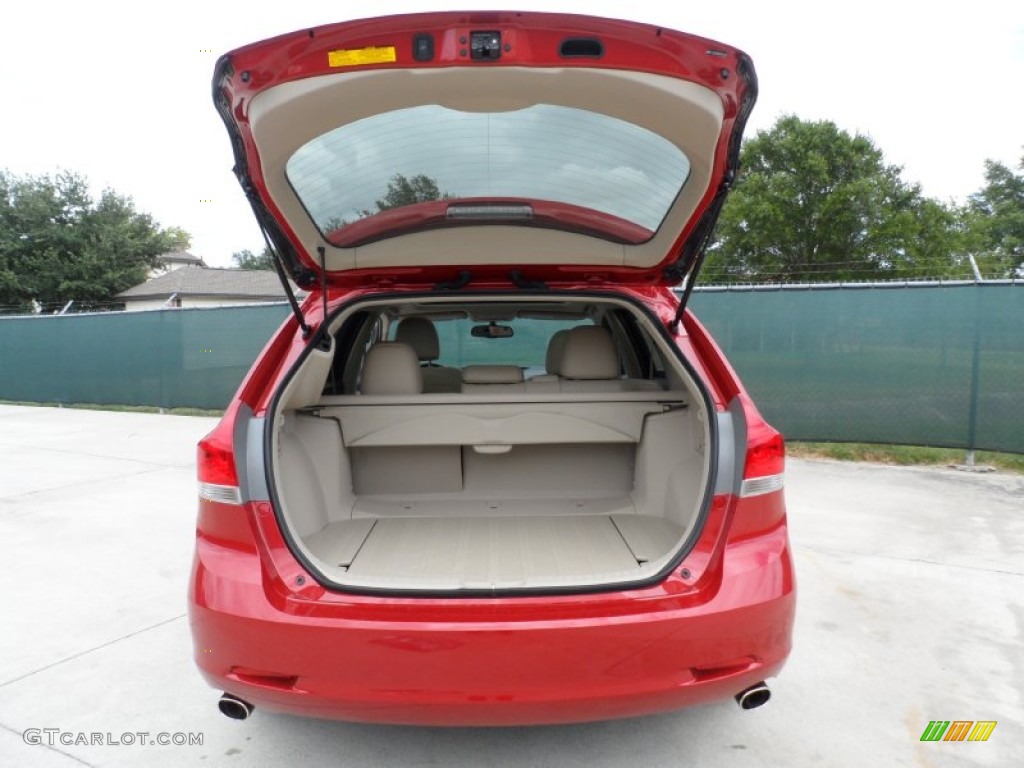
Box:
[214,11,756,289]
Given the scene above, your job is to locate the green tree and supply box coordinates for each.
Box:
[899,197,972,280]
[964,153,1024,278]
[0,170,189,312]
[361,173,450,216]
[705,116,960,283]
[231,246,275,270]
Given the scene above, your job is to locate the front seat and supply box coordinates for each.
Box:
[558,326,624,392]
[395,317,462,393]
[529,328,570,382]
[360,342,423,395]
[558,326,661,392]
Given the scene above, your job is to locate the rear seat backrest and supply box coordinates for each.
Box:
[360,342,423,395]
[461,365,525,393]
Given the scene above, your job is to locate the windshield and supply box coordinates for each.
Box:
[286,104,690,244]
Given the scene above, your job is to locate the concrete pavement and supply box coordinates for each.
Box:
[0,404,1020,767]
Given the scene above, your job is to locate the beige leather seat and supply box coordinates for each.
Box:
[529,328,570,383]
[395,317,462,393]
[558,326,622,392]
[557,326,661,392]
[461,365,526,393]
[360,342,423,395]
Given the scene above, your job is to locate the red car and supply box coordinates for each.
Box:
[189,11,794,726]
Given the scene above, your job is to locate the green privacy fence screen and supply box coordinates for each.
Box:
[689,282,1023,454]
[0,284,1021,453]
[0,304,291,410]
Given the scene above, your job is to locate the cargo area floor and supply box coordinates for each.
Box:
[303,513,683,589]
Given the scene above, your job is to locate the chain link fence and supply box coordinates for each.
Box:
[0,283,1021,453]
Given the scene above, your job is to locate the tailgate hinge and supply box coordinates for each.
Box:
[509,270,548,290]
[433,271,473,291]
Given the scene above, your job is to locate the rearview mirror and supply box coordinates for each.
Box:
[471,323,514,339]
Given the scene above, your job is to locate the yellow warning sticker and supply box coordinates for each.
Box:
[328,46,397,67]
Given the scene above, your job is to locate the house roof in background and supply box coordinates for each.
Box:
[157,250,207,267]
[116,268,301,301]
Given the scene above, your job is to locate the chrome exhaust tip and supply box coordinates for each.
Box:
[735,681,771,710]
[218,693,254,720]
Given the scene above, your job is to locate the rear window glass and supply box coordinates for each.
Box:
[286,104,690,242]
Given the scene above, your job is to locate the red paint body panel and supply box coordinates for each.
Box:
[189,518,793,725]
[328,198,654,248]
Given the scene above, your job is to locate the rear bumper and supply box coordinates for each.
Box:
[189,523,794,725]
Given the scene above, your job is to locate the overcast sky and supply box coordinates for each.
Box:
[2,0,1022,267]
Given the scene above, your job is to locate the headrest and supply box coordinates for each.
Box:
[461,365,525,385]
[395,317,440,362]
[559,326,619,380]
[360,342,423,395]
[545,329,570,375]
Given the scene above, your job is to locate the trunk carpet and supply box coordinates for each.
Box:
[303,514,682,589]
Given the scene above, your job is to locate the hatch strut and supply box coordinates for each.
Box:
[668,53,757,335]
[317,246,330,334]
[668,174,732,334]
[260,225,312,339]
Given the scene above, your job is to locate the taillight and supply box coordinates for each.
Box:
[197,422,241,505]
[740,420,785,498]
